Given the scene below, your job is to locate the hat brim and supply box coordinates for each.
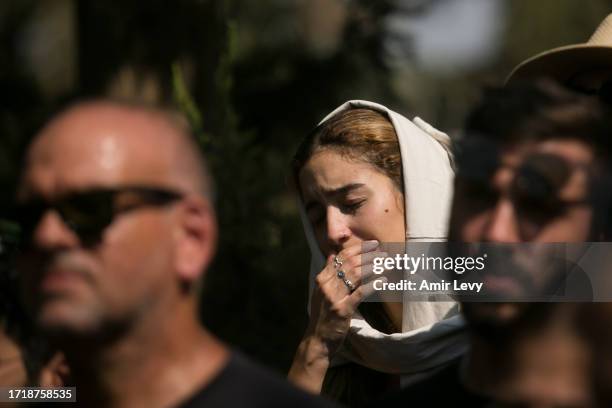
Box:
[506,44,612,84]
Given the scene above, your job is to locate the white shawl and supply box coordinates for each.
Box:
[299,100,467,384]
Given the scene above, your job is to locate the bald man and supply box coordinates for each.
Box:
[13,100,331,408]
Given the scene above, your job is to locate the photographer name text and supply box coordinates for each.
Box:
[373,279,483,293]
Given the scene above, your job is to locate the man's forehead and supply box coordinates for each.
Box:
[23,103,180,195]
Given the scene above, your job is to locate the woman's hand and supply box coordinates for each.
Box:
[288,240,386,393]
[308,240,384,355]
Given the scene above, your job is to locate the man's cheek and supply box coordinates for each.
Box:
[574,209,594,240]
[539,213,592,242]
[103,238,171,293]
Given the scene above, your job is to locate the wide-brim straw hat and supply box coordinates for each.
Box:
[507,13,612,83]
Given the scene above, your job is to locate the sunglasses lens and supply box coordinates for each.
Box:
[513,154,570,203]
[512,154,573,237]
[12,201,46,242]
[58,192,115,242]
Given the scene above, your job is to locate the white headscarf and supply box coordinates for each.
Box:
[299,100,468,384]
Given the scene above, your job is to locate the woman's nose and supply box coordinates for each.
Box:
[325,206,351,247]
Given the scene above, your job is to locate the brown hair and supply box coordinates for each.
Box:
[292,108,403,193]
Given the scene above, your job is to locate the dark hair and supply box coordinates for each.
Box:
[292,108,403,193]
[464,80,612,159]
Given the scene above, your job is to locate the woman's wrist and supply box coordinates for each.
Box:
[288,334,332,393]
[298,333,333,367]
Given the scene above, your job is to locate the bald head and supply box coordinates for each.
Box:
[24,100,212,198]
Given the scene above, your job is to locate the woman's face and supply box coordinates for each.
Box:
[299,149,406,256]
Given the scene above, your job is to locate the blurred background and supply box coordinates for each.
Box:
[0,0,611,374]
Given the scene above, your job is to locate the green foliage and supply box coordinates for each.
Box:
[172,62,206,146]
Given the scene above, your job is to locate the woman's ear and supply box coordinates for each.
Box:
[393,184,405,215]
[174,196,218,283]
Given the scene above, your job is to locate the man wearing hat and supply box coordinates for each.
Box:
[508,14,612,407]
[374,80,612,407]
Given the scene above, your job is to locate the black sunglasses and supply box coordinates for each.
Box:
[457,146,593,238]
[456,138,592,204]
[10,186,183,246]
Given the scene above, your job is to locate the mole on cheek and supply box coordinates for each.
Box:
[385,209,389,213]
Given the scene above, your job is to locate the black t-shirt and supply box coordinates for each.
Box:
[176,352,336,408]
[371,358,491,407]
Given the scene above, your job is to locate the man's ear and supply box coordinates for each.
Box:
[174,196,218,283]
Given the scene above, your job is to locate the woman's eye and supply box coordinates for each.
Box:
[341,199,365,214]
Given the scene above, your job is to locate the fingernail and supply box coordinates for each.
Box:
[363,240,379,251]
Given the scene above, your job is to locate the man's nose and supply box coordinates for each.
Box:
[483,199,521,243]
[33,211,80,249]
[325,207,351,248]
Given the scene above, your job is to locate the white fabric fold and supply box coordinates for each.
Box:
[299,100,467,383]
